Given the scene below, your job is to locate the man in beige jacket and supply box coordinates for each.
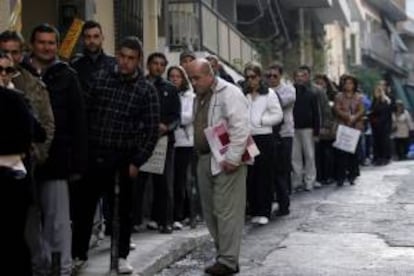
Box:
[188,59,249,275]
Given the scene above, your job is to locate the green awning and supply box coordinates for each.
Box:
[403,84,414,112]
[391,76,413,111]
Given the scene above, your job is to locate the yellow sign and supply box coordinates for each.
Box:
[8,0,22,32]
[58,18,85,60]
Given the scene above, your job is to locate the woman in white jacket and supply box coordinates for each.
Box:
[167,65,196,229]
[243,62,283,225]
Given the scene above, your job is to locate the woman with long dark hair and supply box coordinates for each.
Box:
[370,84,393,165]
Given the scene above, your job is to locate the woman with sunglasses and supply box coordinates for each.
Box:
[243,62,283,225]
[0,51,46,275]
[0,51,17,88]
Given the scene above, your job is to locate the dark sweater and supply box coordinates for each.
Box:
[21,58,88,180]
[148,76,181,143]
[293,84,320,136]
[0,87,45,155]
[70,50,116,93]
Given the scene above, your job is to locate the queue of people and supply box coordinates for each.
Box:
[1,18,413,276]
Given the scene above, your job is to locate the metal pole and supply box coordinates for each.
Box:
[109,171,121,275]
[51,251,61,276]
[299,7,305,65]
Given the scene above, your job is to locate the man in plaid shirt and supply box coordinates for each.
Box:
[71,36,160,274]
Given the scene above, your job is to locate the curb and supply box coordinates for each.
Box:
[133,229,210,276]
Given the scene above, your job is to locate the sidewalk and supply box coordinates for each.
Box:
[77,226,210,276]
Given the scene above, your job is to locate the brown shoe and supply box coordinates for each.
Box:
[204,262,239,275]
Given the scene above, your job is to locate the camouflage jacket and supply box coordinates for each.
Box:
[12,65,55,164]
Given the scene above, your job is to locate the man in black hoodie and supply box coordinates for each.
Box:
[138,52,181,234]
[22,24,87,276]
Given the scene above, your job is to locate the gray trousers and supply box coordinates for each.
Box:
[292,129,316,189]
[26,180,72,276]
[197,154,246,270]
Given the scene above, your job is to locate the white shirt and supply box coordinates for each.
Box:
[247,88,283,136]
[174,88,195,147]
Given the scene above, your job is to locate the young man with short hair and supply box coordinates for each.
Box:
[71,36,160,274]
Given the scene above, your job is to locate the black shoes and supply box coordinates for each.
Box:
[159,225,173,234]
[275,209,290,217]
[204,262,239,275]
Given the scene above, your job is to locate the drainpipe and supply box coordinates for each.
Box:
[143,0,159,62]
[299,7,305,65]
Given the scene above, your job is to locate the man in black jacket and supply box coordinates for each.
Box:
[22,24,87,276]
[70,20,116,92]
[69,19,115,252]
[138,52,181,234]
[292,68,320,192]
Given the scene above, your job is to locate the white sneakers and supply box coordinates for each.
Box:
[72,258,88,273]
[173,221,184,230]
[251,216,269,225]
[118,258,134,274]
[72,257,133,274]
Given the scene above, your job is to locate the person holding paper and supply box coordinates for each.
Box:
[243,62,283,225]
[334,75,364,186]
[188,58,249,276]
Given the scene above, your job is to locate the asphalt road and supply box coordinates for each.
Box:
[157,161,414,276]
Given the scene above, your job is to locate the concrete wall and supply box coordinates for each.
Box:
[93,0,115,55]
[325,22,347,82]
[22,0,58,41]
[0,0,10,32]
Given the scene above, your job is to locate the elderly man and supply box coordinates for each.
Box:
[188,58,249,275]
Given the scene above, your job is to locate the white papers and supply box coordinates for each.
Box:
[332,124,361,154]
[140,136,168,175]
[204,120,260,175]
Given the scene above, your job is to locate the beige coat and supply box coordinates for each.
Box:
[12,66,55,164]
[392,110,414,138]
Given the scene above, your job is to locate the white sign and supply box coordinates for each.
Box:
[332,124,361,154]
[140,136,168,175]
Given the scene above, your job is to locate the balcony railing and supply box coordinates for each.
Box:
[168,0,260,71]
[360,28,408,76]
[361,29,394,65]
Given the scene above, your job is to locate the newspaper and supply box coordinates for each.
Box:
[140,136,168,175]
[204,120,260,175]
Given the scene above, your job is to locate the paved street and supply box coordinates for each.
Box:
[157,161,414,276]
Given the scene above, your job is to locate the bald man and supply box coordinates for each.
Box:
[188,59,249,275]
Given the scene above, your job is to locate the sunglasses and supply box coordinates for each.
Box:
[266,73,280,79]
[245,74,257,80]
[2,49,20,56]
[0,66,15,74]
